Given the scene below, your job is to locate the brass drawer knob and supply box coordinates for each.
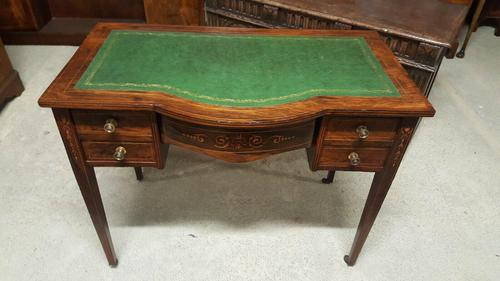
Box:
[348,152,360,166]
[104,118,118,133]
[356,125,369,139]
[113,146,127,161]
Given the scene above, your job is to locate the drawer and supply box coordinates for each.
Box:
[82,141,159,166]
[161,117,314,153]
[72,110,154,142]
[317,146,390,171]
[323,117,399,146]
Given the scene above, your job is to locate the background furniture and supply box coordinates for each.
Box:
[457,0,487,58]
[205,0,470,98]
[458,0,500,57]
[0,37,23,106]
[478,0,500,34]
[0,0,204,45]
[38,23,434,266]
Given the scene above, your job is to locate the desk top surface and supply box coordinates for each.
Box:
[39,23,434,127]
[75,30,400,107]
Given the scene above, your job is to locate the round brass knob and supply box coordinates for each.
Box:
[113,146,127,161]
[356,125,369,139]
[348,152,360,166]
[104,118,118,134]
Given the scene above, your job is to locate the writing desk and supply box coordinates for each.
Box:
[38,23,435,267]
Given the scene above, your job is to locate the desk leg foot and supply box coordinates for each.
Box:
[321,170,335,184]
[343,255,355,266]
[53,109,118,266]
[109,259,119,268]
[134,167,144,181]
[345,118,417,266]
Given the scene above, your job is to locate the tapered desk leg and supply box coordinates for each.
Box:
[53,109,118,267]
[321,170,335,184]
[134,167,144,181]
[344,118,417,266]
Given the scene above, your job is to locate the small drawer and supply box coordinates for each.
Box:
[82,141,158,166]
[72,110,154,142]
[323,117,399,145]
[317,146,390,171]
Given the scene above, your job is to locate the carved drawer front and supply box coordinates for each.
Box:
[379,35,444,68]
[72,110,154,142]
[402,65,433,97]
[323,117,399,146]
[161,117,314,153]
[82,141,159,166]
[317,146,390,171]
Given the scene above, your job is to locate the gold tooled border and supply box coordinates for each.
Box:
[80,31,398,104]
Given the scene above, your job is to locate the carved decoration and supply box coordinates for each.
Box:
[271,135,295,144]
[58,112,81,162]
[402,65,433,96]
[214,134,292,150]
[392,127,413,167]
[206,13,258,28]
[379,35,443,68]
[182,133,207,143]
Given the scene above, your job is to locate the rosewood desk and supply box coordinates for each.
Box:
[38,23,435,267]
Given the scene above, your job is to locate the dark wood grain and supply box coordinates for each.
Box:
[0,0,51,31]
[0,38,24,106]
[47,0,145,19]
[478,0,500,35]
[0,18,145,46]
[144,0,203,25]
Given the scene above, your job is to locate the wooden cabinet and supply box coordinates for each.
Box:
[0,0,204,45]
[0,0,50,30]
[0,38,24,106]
[47,0,145,19]
[479,0,500,35]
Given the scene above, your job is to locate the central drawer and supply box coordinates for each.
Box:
[161,117,315,155]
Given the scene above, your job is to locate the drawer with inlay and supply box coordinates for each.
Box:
[316,146,391,172]
[323,117,399,146]
[161,117,315,154]
[72,110,154,142]
[81,141,160,166]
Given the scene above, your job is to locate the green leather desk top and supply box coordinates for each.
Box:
[75,30,400,107]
